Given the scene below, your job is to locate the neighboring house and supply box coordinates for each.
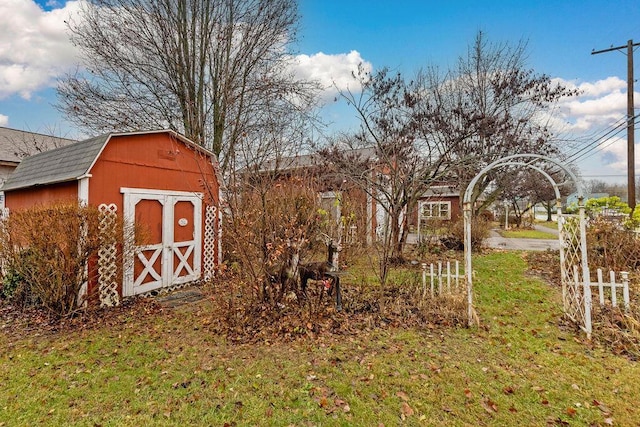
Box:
[246,150,463,246]
[1,129,221,300]
[409,184,462,240]
[241,148,381,245]
[0,126,76,185]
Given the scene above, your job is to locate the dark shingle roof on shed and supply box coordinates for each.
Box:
[1,134,108,191]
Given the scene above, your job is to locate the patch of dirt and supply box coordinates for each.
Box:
[157,287,206,308]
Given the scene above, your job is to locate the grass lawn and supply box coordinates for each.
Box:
[1,252,638,426]
[499,228,557,239]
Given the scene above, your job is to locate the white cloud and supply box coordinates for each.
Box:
[554,76,626,98]
[550,77,630,133]
[292,50,372,101]
[599,135,627,165]
[0,0,82,99]
[0,0,372,108]
[0,114,8,126]
[545,76,638,181]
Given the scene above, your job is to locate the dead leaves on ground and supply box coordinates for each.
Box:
[309,385,350,415]
[458,384,616,426]
[480,397,499,414]
[0,298,164,342]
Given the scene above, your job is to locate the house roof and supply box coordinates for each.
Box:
[420,184,459,198]
[1,134,107,191]
[565,192,610,204]
[1,129,217,192]
[244,146,377,174]
[0,126,76,164]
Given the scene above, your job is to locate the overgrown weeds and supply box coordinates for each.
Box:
[526,246,640,360]
[592,305,640,360]
[587,217,640,279]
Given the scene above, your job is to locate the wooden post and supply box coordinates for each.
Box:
[430,263,434,297]
[421,263,427,298]
[578,201,592,339]
[622,271,630,311]
[597,268,605,306]
[463,202,474,326]
[610,270,617,308]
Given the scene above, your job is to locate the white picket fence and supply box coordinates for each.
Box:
[420,260,462,297]
[572,265,630,311]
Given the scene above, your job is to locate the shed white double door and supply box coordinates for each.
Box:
[122,188,203,296]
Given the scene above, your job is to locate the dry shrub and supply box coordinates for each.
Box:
[0,202,101,318]
[587,217,640,274]
[584,218,640,357]
[205,262,467,344]
[223,175,335,306]
[441,216,491,251]
[527,221,640,358]
[591,305,640,360]
[206,268,344,342]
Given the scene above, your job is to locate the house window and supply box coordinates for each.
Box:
[420,201,451,220]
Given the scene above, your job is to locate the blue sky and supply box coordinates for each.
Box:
[299,0,638,82]
[1,0,640,183]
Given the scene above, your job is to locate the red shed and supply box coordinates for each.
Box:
[0,129,221,302]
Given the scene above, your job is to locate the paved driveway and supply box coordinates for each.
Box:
[408,225,560,251]
[484,225,559,251]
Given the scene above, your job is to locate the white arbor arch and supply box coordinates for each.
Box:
[462,154,593,336]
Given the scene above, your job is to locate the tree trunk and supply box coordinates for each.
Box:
[545,200,553,222]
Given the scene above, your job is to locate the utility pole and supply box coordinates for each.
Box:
[592,40,639,213]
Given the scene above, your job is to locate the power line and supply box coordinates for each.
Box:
[569,115,640,164]
[562,115,633,163]
[558,114,629,152]
[592,39,640,211]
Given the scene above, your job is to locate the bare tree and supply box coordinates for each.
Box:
[413,31,579,212]
[319,32,578,286]
[498,167,574,226]
[319,66,449,286]
[57,0,319,172]
[587,179,627,200]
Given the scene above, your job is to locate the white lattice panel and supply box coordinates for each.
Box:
[203,205,217,280]
[98,203,120,307]
[559,213,591,334]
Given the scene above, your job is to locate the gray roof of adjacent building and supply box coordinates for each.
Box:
[0,126,76,165]
[1,134,108,191]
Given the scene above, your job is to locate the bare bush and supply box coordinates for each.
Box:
[223,176,328,306]
[441,216,490,251]
[587,217,640,276]
[0,203,102,317]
